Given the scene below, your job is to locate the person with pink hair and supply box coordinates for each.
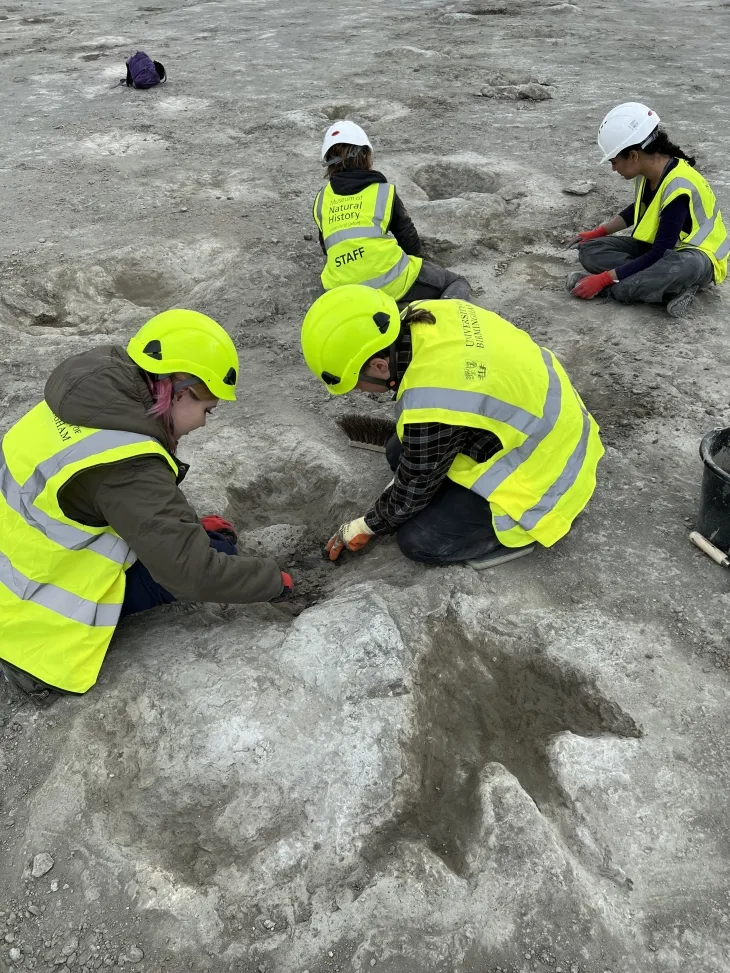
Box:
[0,309,292,704]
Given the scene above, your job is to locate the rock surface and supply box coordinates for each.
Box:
[563,181,597,196]
[2,1,730,972]
[30,853,54,878]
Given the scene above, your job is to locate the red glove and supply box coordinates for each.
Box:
[271,572,294,603]
[574,226,607,243]
[201,515,237,543]
[571,271,614,300]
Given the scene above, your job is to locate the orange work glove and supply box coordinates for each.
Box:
[325,517,374,561]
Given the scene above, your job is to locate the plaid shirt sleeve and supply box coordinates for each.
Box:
[364,423,467,534]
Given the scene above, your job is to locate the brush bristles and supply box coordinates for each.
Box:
[336,414,397,447]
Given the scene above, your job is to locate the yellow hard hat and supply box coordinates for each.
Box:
[127,309,239,401]
[301,285,400,395]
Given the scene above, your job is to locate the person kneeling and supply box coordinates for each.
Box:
[0,310,292,704]
[301,286,604,567]
[313,120,470,304]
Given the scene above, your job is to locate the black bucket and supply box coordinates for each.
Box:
[698,427,730,552]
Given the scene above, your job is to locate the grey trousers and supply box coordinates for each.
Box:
[578,237,714,305]
[399,259,471,303]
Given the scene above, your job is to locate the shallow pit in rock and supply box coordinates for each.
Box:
[112,267,180,309]
[411,161,500,200]
[225,464,346,533]
[322,104,356,122]
[319,102,409,125]
[453,3,514,13]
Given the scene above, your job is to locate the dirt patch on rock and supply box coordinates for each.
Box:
[412,161,501,200]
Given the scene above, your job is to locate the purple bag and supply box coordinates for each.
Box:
[125,51,166,89]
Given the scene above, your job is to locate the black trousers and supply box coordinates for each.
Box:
[385,436,500,564]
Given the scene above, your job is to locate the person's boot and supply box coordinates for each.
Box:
[1,663,62,707]
[467,543,536,570]
[666,286,697,318]
[566,270,612,303]
[565,270,588,292]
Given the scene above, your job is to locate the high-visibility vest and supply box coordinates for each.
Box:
[313,181,422,299]
[395,301,605,548]
[0,401,177,693]
[632,158,729,284]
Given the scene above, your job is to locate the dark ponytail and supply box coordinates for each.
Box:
[400,305,437,327]
[619,128,696,167]
[362,305,436,369]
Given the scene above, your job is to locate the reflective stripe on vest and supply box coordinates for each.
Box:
[0,550,121,627]
[660,176,722,253]
[0,402,177,692]
[394,301,604,548]
[632,160,728,281]
[361,251,412,289]
[0,432,148,564]
[395,349,587,531]
[321,183,392,249]
[313,181,422,298]
[493,404,591,533]
[315,189,323,227]
[470,349,561,498]
[395,358,556,437]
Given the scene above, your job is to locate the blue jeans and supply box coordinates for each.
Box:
[385,436,500,564]
[120,531,237,617]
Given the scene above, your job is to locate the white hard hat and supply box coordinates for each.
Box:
[597,102,660,164]
[321,120,372,162]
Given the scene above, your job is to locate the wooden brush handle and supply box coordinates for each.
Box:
[690,531,730,567]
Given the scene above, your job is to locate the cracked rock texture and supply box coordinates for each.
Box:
[2,0,730,972]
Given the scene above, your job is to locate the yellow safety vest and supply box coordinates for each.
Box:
[632,158,729,283]
[0,402,177,693]
[313,181,422,299]
[395,301,605,548]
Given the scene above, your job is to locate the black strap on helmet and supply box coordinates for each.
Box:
[143,339,163,360]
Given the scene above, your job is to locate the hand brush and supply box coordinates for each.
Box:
[336,414,397,453]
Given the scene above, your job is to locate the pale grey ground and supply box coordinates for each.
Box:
[1,1,730,972]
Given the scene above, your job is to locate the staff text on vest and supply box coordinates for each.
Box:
[334,247,365,268]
